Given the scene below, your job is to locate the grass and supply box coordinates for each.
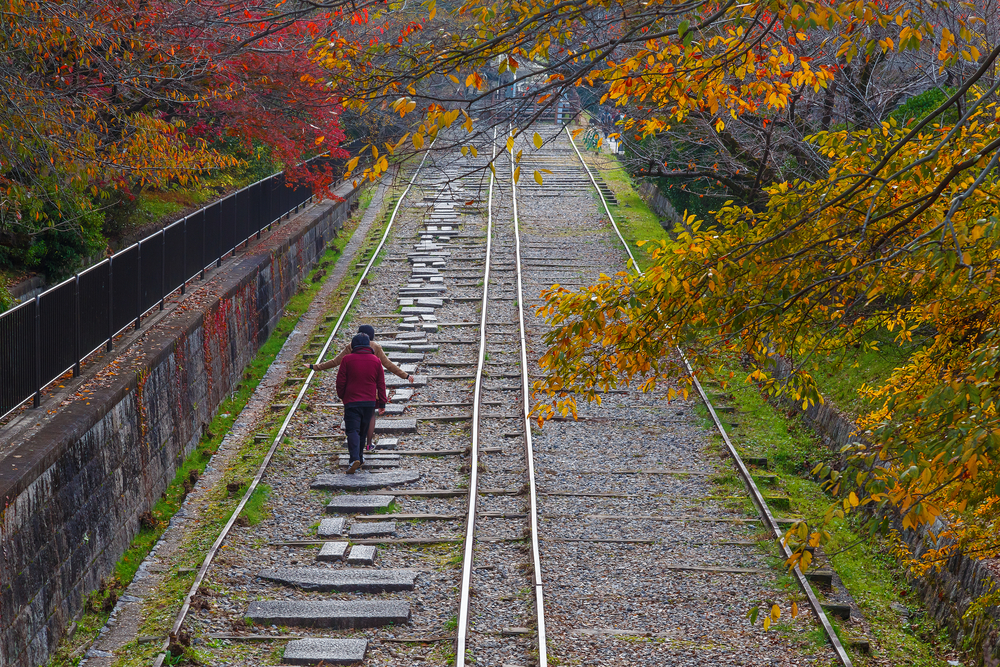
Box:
[44,184,379,667]
[580,148,672,269]
[809,327,922,418]
[701,361,966,666]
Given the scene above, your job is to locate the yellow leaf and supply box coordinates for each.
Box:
[763,615,771,631]
[849,491,859,507]
[534,170,543,185]
[791,601,799,618]
[533,132,543,149]
[771,604,780,620]
[372,146,378,160]
[513,166,521,183]
[506,136,514,151]
[346,156,360,172]
[413,133,424,149]
[470,146,478,157]
[314,135,325,145]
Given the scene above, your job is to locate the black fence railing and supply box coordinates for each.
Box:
[0,167,322,419]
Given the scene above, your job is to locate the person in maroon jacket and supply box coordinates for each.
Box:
[336,333,387,474]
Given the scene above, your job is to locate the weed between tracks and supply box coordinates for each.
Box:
[44,187,389,667]
[698,365,965,667]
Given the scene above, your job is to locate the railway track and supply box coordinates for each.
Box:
[146,126,847,667]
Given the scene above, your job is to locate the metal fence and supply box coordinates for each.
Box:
[0,168,319,418]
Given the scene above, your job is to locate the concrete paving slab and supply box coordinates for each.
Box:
[259,567,417,592]
[317,518,345,537]
[349,522,397,538]
[383,404,405,415]
[409,344,439,352]
[400,306,435,315]
[282,638,368,664]
[386,352,425,362]
[325,495,395,513]
[386,375,426,387]
[415,298,443,308]
[346,545,378,566]
[317,541,349,561]
[249,600,407,628]
[374,417,417,432]
[312,470,418,490]
[391,388,413,402]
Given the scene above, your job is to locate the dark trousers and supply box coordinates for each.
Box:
[344,403,376,464]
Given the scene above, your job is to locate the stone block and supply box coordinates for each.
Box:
[249,600,407,629]
[346,545,377,566]
[282,638,367,665]
[409,344,439,352]
[391,388,413,402]
[317,518,345,537]
[374,418,417,432]
[317,542,349,561]
[258,567,417,592]
[414,299,443,308]
[311,470,419,490]
[349,522,397,538]
[386,352,425,363]
[325,495,395,514]
[376,438,399,449]
[382,404,405,416]
[386,375,426,388]
[400,306,435,315]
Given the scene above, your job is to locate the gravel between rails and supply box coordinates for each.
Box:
[167,127,836,667]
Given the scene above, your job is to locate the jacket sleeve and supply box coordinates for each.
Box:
[374,342,409,379]
[313,343,350,371]
[376,363,388,406]
[335,358,348,401]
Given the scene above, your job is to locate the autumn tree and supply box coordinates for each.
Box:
[313,0,1000,570]
[0,0,350,282]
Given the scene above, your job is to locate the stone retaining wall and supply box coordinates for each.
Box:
[636,181,682,226]
[0,186,359,667]
[771,357,1000,665]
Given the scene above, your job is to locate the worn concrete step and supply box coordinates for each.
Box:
[317,541,349,561]
[386,352,425,363]
[387,375,427,388]
[317,518,346,538]
[400,306,436,316]
[383,404,405,416]
[379,342,412,352]
[258,567,417,592]
[249,600,407,629]
[350,521,397,538]
[282,638,368,665]
[374,418,417,433]
[347,545,378,565]
[409,344,439,352]
[326,495,395,514]
[311,470,420,491]
[376,438,399,449]
[390,388,413,403]
[337,459,400,470]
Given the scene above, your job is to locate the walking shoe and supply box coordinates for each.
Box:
[347,460,361,475]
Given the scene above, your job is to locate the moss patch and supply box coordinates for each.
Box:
[45,189,378,667]
[701,365,966,666]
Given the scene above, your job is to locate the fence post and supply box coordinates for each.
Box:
[200,215,206,280]
[33,294,41,408]
[160,229,166,311]
[181,218,187,295]
[135,242,142,331]
[107,259,114,352]
[74,274,81,377]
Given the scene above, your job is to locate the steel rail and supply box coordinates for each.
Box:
[455,128,497,665]
[151,143,436,667]
[564,127,854,667]
[510,131,548,667]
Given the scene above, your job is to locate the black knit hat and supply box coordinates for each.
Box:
[358,324,376,340]
[351,333,371,350]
